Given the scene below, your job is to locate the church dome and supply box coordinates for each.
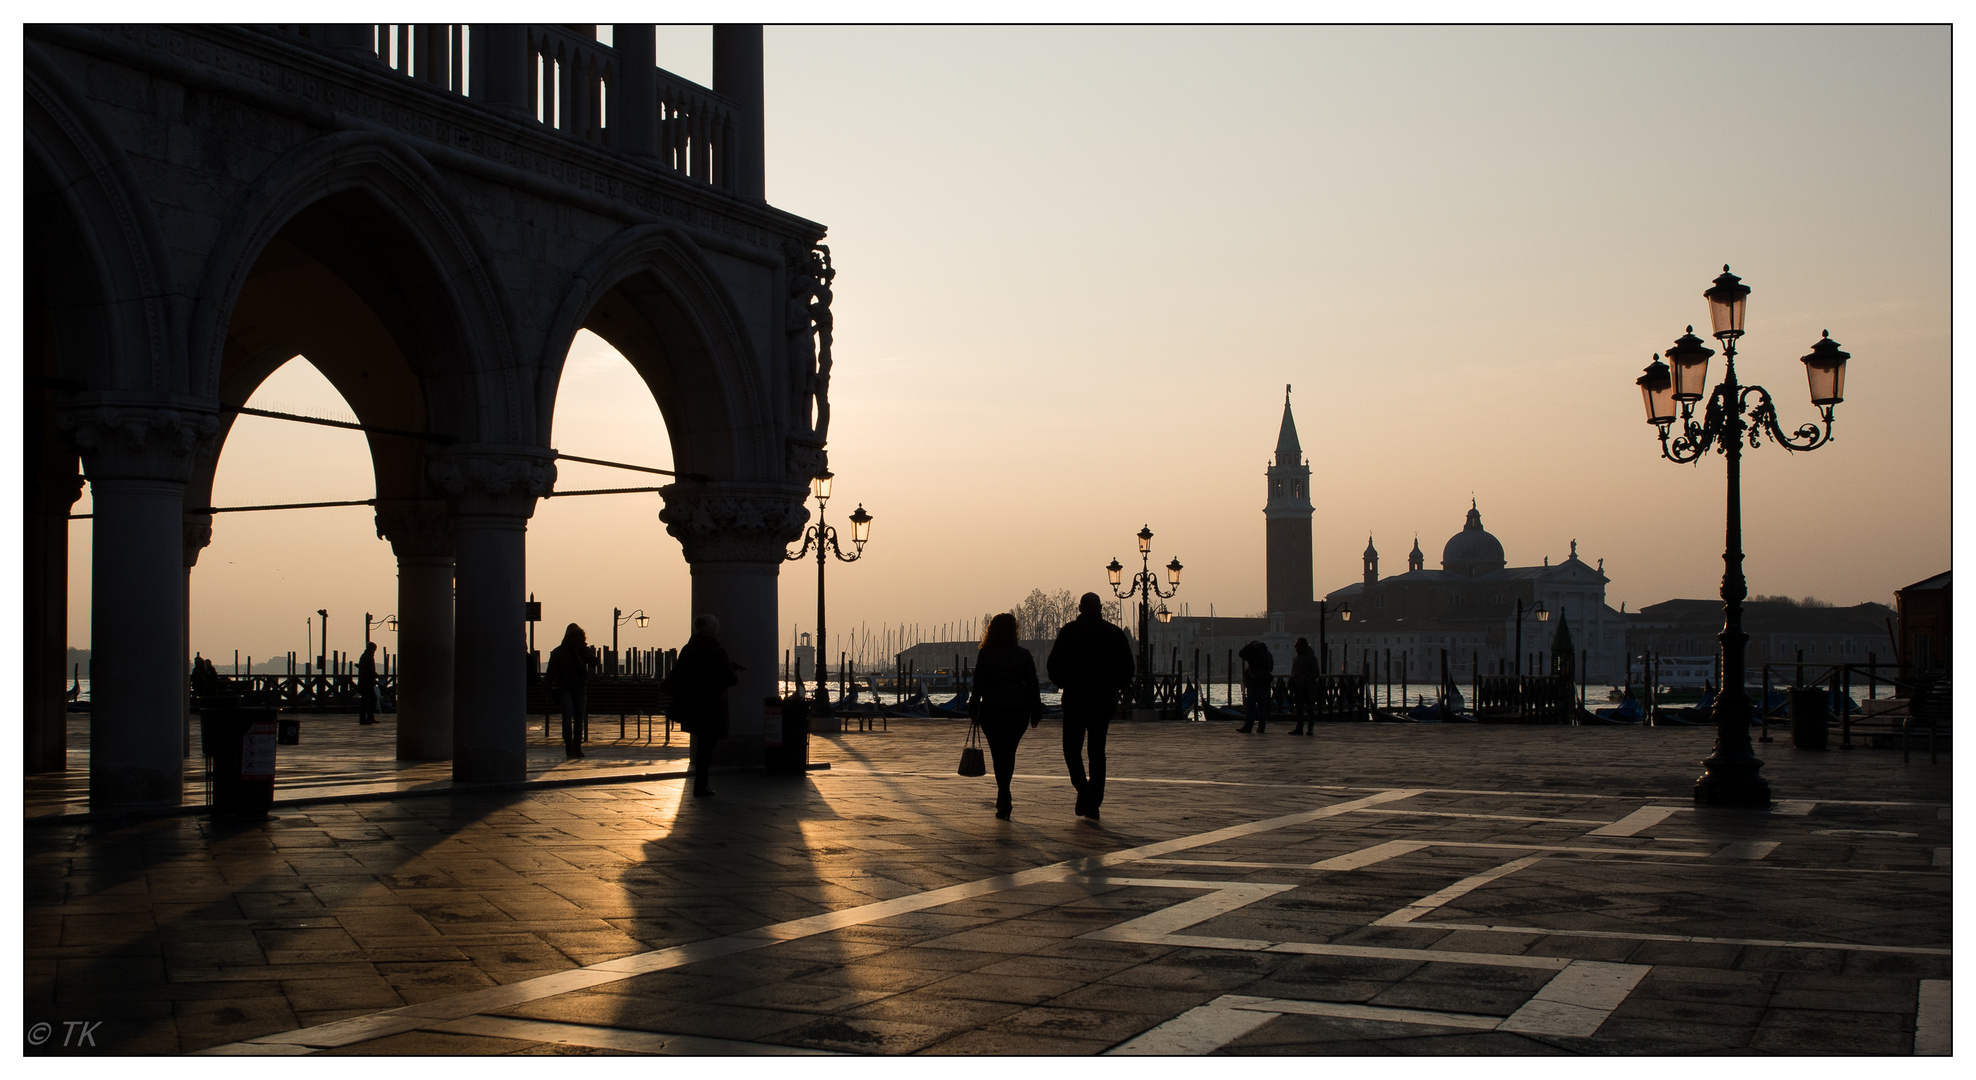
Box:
[1442,500,1506,576]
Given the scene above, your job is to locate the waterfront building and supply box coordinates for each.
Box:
[1150,389,1626,684]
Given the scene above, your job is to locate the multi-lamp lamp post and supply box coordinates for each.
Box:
[1106,525,1182,710]
[784,471,873,715]
[1634,266,1850,807]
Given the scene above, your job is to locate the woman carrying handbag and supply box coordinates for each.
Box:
[967,613,1042,820]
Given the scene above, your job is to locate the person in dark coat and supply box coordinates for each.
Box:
[969,612,1042,820]
[1289,637,1318,735]
[546,623,593,759]
[664,614,739,796]
[1238,639,1274,733]
[1046,592,1134,819]
[357,641,380,726]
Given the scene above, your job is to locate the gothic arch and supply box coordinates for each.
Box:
[24,42,178,393]
[186,130,527,446]
[536,224,772,482]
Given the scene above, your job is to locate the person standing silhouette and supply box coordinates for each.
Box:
[1238,639,1274,734]
[969,613,1042,820]
[546,623,592,759]
[357,641,379,726]
[1046,592,1134,819]
[1289,637,1317,735]
[665,614,739,797]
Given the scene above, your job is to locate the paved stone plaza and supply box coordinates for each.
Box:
[24,717,1951,1055]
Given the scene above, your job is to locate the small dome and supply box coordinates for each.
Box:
[1442,499,1506,576]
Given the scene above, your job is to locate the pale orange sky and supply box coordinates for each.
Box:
[63,24,1951,666]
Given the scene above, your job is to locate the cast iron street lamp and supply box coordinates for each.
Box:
[1317,599,1351,674]
[364,612,397,645]
[784,471,873,716]
[1513,598,1550,676]
[1106,525,1182,710]
[1634,266,1849,807]
[612,608,648,676]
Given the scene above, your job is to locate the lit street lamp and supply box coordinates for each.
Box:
[1634,266,1849,807]
[784,471,873,715]
[1106,525,1182,710]
[1513,598,1550,676]
[611,607,649,676]
[1317,599,1351,674]
[365,612,398,645]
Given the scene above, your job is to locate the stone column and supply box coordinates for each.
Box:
[60,403,219,809]
[614,24,658,161]
[182,513,212,758]
[712,24,766,199]
[25,468,83,773]
[375,500,456,761]
[659,481,808,765]
[430,448,553,782]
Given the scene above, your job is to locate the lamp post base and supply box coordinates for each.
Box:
[1693,755,1772,807]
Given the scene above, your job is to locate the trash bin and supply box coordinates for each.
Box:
[1789,688,1830,750]
[201,704,279,817]
[765,693,811,776]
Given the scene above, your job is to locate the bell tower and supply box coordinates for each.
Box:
[1363,535,1379,588]
[1265,384,1314,615]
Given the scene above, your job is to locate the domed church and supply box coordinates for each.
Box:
[1152,388,1626,684]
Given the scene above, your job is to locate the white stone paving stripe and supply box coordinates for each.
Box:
[1714,840,1781,859]
[1140,838,1708,873]
[1399,920,1953,955]
[1352,809,1610,825]
[1498,961,1650,1037]
[1913,979,1951,1055]
[430,1015,847,1055]
[1773,800,1816,816]
[207,788,1422,1054]
[1373,855,1547,926]
[1230,996,1502,1030]
[1106,999,1280,1054]
[1078,877,1571,971]
[1588,806,1679,837]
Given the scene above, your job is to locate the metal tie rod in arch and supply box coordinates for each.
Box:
[65,406,701,517]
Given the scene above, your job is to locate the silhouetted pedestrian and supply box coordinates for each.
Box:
[664,614,739,796]
[1289,637,1317,735]
[969,613,1042,820]
[1046,592,1134,819]
[357,641,379,725]
[546,623,593,759]
[1238,639,1273,733]
[190,654,221,702]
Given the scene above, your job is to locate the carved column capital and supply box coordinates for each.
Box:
[426,445,556,519]
[183,514,213,569]
[658,481,810,565]
[59,400,220,484]
[374,499,456,558]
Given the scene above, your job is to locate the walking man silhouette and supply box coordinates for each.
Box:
[1046,592,1135,819]
[1238,639,1274,733]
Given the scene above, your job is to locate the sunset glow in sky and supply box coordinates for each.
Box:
[65,24,1950,666]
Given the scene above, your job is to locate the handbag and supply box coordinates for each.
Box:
[957,719,986,777]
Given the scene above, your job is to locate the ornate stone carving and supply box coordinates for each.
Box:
[59,404,220,483]
[784,439,826,482]
[374,499,457,558]
[658,482,810,564]
[182,514,213,569]
[786,243,834,445]
[426,447,556,518]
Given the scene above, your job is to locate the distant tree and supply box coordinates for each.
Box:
[1011,588,1077,641]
